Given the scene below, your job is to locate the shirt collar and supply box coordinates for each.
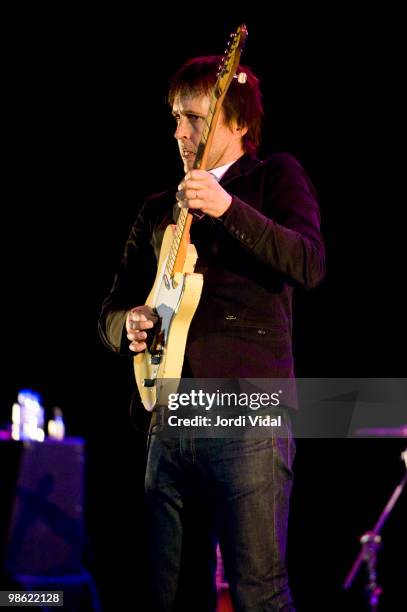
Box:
[209,160,236,181]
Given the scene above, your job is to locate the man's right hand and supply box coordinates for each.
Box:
[126,305,157,352]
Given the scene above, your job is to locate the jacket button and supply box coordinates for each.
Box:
[257,329,266,335]
[240,233,246,240]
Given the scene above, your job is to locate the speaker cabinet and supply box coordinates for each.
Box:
[2,438,85,576]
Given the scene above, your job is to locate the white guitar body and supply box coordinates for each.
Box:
[134,224,203,411]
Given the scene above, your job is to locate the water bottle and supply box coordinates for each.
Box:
[48,406,65,440]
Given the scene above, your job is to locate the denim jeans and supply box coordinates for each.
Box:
[144,412,296,611]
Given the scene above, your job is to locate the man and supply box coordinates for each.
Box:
[99,55,325,611]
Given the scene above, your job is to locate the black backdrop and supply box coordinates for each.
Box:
[2,4,406,610]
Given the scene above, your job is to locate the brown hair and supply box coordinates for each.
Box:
[168,55,263,156]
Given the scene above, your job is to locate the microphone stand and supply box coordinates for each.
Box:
[343,448,407,610]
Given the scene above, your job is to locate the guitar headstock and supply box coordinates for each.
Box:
[215,24,248,98]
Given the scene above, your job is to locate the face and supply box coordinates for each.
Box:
[172,92,246,172]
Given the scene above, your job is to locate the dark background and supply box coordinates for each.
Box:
[2,4,406,610]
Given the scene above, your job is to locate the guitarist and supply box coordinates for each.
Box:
[99,56,325,611]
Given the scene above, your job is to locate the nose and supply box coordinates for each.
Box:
[174,116,189,140]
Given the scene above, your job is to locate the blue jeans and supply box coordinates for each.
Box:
[145,414,296,611]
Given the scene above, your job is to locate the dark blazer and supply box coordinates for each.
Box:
[99,153,325,382]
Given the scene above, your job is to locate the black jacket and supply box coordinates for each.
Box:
[99,153,325,380]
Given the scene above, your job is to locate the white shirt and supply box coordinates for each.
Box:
[209,160,236,181]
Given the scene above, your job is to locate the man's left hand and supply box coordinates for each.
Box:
[176,170,232,218]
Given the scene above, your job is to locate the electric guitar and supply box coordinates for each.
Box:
[134,24,248,411]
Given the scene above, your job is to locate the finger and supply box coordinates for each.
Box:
[139,320,154,329]
[129,340,147,352]
[127,329,147,340]
[130,312,147,322]
[179,176,206,190]
[187,188,201,200]
[129,320,153,332]
[185,170,206,181]
[184,179,205,191]
[130,313,152,325]
[176,185,202,200]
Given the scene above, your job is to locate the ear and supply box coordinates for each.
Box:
[236,125,248,136]
[229,119,248,138]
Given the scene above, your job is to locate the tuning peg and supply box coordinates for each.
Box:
[234,72,247,84]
